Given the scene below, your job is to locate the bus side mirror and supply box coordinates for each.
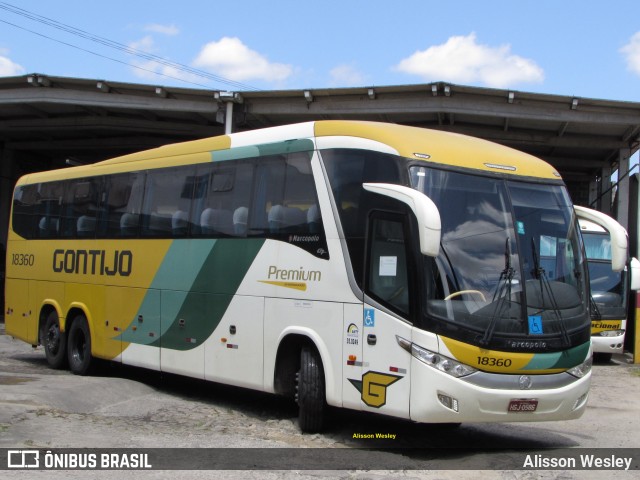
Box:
[574,205,628,272]
[363,183,441,257]
[630,258,640,291]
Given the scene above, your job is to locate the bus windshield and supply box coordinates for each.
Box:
[410,166,588,350]
[582,231,628,319]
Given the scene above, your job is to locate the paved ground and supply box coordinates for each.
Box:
[1,320,639,479]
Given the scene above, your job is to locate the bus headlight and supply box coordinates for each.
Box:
[566,354,593,379]
[410,343,477,378]
[596,330,624,337]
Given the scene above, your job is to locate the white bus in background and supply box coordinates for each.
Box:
[576,207,640,362]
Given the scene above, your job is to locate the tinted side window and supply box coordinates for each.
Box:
[12,185,40,239]
[12,182,66,239]
[11,150,328,255]
[141,166,197,237]
[321,149,403,285]
[250,152,328,258]
[100,173,145,237]
[193,161,254,237]
[60,177,102,239]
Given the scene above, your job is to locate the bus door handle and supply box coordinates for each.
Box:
[367,334,377,346]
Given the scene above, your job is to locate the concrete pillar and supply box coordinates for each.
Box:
[616,148,631,230]
[225,101,234,134]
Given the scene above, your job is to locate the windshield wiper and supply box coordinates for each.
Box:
[480,238,514,347]
[589,295,602,320]
[530,238,571,346]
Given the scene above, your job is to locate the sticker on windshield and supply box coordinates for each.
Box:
[379,256,397,277]
[516,221,525,235]
[528,315,543,334]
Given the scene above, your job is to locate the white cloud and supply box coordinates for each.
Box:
[0,49,25,76]
[329,64,367,87]
[129,35,155,53]
[192,37,292,83]
[144,24,179,36]
[621,32,640,76]
[394,33,544,88]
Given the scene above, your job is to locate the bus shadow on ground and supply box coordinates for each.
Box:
[98,360,581,451]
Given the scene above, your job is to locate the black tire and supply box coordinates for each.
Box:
[67,315,93,376]
[297,346,325,433]
[42,311,67,369]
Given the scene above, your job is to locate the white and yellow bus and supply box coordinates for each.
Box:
[577,209,640,362]
[5,121,615,431]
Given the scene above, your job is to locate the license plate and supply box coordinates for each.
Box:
[508,399,538,412]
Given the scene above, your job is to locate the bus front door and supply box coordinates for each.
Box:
[357,215,413,419]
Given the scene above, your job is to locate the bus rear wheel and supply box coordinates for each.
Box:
[67,315,93,376]
[296,346,325,433]
[42,311,67,369]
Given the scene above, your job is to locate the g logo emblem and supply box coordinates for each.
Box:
[349,371,402,408]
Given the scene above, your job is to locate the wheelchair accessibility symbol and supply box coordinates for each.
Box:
[528,315,543,335]
[364,308,375,327]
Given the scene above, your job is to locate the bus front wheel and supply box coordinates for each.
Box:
[296,346,326,433]
[42,311,67,369]
[67,315,93,376]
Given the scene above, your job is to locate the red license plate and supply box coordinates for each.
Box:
[508,399,538,412]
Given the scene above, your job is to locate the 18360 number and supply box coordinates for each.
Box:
[11,253,35,266]
[477,356,512,368]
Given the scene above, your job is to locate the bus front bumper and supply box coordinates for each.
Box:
[591,332,625,354]
[409,357,591,424]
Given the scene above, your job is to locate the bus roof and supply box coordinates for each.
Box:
[314,121,560,179]
[16,120,561,185]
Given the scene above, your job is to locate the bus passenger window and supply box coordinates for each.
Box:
[60,179,101,238]
[101,173,144,237]
[194,162,253,238]
[141,166,196,237]
[37,181,66,239]
[11,185,40,239]
[249,152,322,237]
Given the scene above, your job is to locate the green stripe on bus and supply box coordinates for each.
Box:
[157,238,264,350]
[119,238,264,349]
[523,342,590,370]
[119,240,216,345]
[211,139,314,162]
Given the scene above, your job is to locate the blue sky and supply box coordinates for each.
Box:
[1,1,640,102]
